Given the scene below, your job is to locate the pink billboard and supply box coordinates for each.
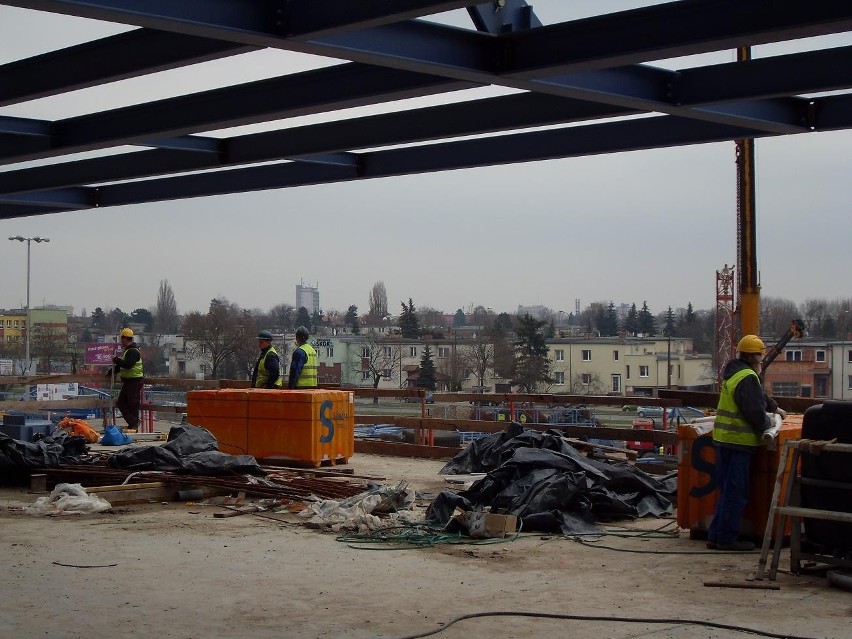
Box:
[84,343,120,366]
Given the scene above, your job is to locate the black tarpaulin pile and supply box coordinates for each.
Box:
[108,424,265,476]
[0,431,91,470]
[426,423,677,534]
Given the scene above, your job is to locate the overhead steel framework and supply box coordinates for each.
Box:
[0,0,851,218]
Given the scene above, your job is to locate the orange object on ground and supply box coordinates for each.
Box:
[58,417,100,443]
[186,389,354,466]
[677,415,802,540]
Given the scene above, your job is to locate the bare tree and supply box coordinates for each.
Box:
[182,299,256,379]
[351,330,401,401]
[569,372,607,395]
[416,306,446,331]
[367,281,388,321]
[156,279,180,333]
[31,324,68,374]
[463,335,494,391]
[759,296,800,338]
[437,345,469,392]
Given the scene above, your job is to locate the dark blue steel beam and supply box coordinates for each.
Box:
[0,64,471,165]
[673,45,852,105]
[468,1,541,34]
[0,115,51,136]
[0,187,95,209]
[0,29,256,107]
[0,93,628,194]
[141,136,222,153]
[98,162,355,207]
[503,0,852,78]
[50,115,770,212]
[813,94,852,131]
[4,0,847,136]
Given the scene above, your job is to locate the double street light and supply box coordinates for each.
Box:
[7,235,51,374]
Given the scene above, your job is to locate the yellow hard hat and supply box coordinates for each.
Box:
[737,335,765,354]
[120,328,134,339]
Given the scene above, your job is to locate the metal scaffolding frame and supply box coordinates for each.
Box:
[1,0,851,219]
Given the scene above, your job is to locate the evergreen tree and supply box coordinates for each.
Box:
[344,305,360,334]
[624,303,639,336]
[399,298,420,338]
[685,302,697,324]
[295,306,311,331]
[512,314,553,392]
[90,307,106,329]
[453,309,467,327]
[638,301,657,336]
[664,306,676,337]
[600,302,620,336]
[417,345,437,390]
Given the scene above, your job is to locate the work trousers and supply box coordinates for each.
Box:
[116,377,143,430]
[707,445,753,545]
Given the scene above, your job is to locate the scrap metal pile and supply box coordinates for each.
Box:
[427,422,677,535]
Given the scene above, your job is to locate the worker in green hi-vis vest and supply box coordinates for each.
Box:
[706,335,786,552]
[288,326,318,389]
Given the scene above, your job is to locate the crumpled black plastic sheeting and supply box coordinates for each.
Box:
[427,424,677,534]
[0,431,92,469]
[108,424,265,476]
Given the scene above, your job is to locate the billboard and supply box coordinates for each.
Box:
[85,343,119,366]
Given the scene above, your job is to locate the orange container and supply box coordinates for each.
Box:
[677,417,802,540]
[247,389,354,466]
[186,389,250,456]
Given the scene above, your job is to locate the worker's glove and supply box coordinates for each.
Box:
[112,356,122,366]
[104,368,113,377]
[775,408,788,420]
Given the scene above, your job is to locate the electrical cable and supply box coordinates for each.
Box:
[569,536,758,555]
[393,610,818,639]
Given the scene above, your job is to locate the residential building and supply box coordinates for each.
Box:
[762,339,831,399]
[828,341,852,400]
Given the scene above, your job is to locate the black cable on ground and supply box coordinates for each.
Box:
[569,536,759,555]
[394,611,818,639]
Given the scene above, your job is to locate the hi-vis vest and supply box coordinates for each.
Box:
[255,346,283,388]
[119,346,143,380]
[713,367,762,447]
[295,343,318,388]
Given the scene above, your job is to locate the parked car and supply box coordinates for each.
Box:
[636,406,664,418]
[667,406,706,422]
[404,391,433,404]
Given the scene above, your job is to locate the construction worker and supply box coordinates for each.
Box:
[108,328,143,432]
[707,335,787,551]
[288,326,318,389]
[251,330,282,389]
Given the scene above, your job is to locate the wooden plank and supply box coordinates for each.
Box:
[563,437,637,460]
[775,506,852,523]
[704,581,780,591]
[355,439,460,459]
[659,389,822,413]
[429,393,682,407]
[0,398,102,410]
[86,482,169,493]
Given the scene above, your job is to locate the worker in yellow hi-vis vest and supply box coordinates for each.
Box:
[706,335,786,552]
[288,326,318,389]
[107,328,143,432]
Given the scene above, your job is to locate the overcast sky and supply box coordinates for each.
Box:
[0,2,850,320]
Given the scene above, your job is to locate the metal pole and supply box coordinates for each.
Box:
[25,238,31,374]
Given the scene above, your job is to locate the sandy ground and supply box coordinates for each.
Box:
[1,453,849,639]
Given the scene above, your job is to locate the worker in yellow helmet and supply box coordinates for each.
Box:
[706,335,786,551]
[106,328,144,432]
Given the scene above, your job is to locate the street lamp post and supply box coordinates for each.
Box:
[8,235,51,374]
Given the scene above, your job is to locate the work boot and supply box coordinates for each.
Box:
[716,540,755,551]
